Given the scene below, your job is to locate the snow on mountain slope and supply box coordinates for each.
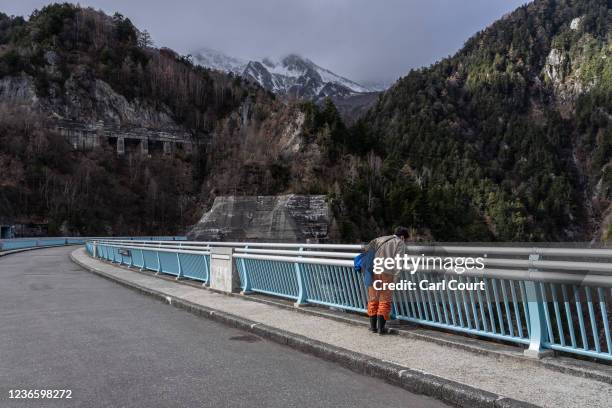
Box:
[192,47,247,75]
[191,48,382,100]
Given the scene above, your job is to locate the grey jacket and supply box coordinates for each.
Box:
[365,235,407,278]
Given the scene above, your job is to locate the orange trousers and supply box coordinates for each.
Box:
[367,273,394,320]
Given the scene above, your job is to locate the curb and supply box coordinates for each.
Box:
[70,249,538,408]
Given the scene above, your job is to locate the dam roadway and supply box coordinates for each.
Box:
[0,246,447,408]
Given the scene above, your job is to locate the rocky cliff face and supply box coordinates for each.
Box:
[0,70,194,150]
[188,195,331,242]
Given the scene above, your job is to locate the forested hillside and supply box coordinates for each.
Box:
[0,4,306,235]
[333,0,611,242]
[0,0,610,242]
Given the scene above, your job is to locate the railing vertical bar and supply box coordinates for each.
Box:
[413,273,426,320]
[423,274,437,322]
[334,265,347,305]
[551,284,565,347]
[358,271,369,310]
[458,276,472,329]
[520,281,530,338]
[339,266,354,308]
[509,280,523,338]
[485,278,497,333]
[467,276,480,331]
[277,262,287,295]
[418,272,432,321]
[292,262,301,297]
[430,274,443,323]
[330,265,343,305]
[302,264,313,301]
[343,266,357,308]
[434,276,449,324]
[405,276,418,318]
[476,277,488,332]
[283,262,293,295]
[585,286,601,353]
[562,284,577,348]
[398,280,410,317]
[539,282,554,343]
[445,277,458,326]
[338,266,352,307]
[574,285,589,351]
[436,274,451,325]
[453,277,465,327]
[316,264,329,304]
[251,259,263,290]
[597,288,612,354]
[500,280,514,337]
[492,279,505,335]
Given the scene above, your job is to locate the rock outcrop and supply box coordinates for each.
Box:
[188,195,331,242]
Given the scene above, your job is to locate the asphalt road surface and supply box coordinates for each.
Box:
[0,246,449,408]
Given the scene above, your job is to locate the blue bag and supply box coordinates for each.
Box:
[354,249,376,287]
[354,236,395,287]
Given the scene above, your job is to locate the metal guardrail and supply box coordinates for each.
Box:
[88,240,612,362]
[0,236,186,252]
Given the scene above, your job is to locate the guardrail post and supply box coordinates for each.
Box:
[176,243,183,280]
[210,247,239,293]
[294,247,308,307]
[140,248,147,271]
[240,246,252,294]
[524,253,554,359]
[155,243,162,275]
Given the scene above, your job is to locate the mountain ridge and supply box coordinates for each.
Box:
[1,0,610,243]
[192,47,382,100]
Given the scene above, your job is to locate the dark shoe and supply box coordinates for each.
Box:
[369,316,378,333]
[377,315,387,335]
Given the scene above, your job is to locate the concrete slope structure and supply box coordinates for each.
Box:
[188,195,331,242]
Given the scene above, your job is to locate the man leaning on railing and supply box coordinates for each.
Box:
[359,227,409,335]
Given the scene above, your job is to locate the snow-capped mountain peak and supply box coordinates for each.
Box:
[192,47,247,75]
[192,48,381,100]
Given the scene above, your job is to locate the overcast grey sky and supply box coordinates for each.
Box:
[1,0,529,84]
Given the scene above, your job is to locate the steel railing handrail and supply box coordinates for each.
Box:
[90,239,612,258]
[233,248,360,258]
[480,258,612,274]
[89,241,612,275]
[93,239,363,250]
[92,241,213,252]
[91,240,612,287]
[405,245,612,258]
[233,253,354,267]
[95,243,210,256]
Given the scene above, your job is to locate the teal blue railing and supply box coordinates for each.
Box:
[1,236,186,252]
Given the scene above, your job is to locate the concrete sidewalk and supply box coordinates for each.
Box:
[71,248,611,408]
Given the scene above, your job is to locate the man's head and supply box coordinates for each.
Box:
[394,226,410,241]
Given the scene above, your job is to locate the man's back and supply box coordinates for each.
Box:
[365,235,406,277]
